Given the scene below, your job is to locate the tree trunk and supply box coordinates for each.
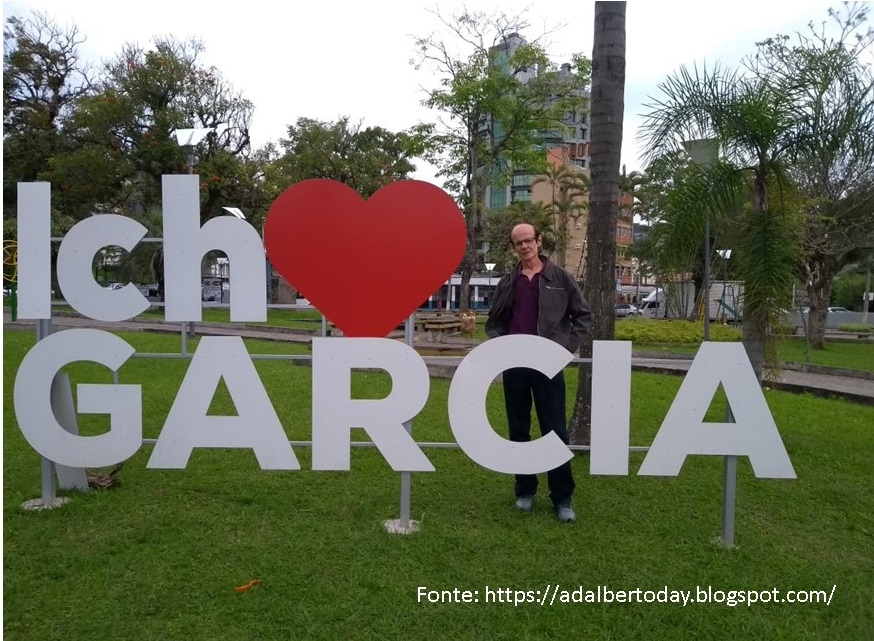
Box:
[806,285,833,349]
[558,211,569,269]
[743,167,770,379]
[741,322,765,381]
[458,145,482,314]
[804,256,838,349]
[569,1,626,446]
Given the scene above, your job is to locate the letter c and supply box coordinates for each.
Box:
[447,335,573,474]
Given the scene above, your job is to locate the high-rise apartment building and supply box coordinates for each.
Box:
[485,34,634,285]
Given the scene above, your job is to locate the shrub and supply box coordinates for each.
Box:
[615,317,741,343]
[837,323,873,333]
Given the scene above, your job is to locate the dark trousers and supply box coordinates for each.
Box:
[502,367,575,506]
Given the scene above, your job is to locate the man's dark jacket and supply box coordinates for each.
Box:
[485,257,593,353]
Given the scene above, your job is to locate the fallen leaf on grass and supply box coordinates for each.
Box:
[234,579,262,593]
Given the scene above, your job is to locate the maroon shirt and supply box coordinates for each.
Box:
[508,270,540,335]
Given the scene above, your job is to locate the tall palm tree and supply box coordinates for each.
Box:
[639,64,803,379]
[568,1,626,446]
[618,166,645,195]
[533,163,590,269]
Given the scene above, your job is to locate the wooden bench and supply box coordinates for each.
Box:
[326,320,418,338]
[420,318,462,343]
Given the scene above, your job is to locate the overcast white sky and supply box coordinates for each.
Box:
[4,0,837,183]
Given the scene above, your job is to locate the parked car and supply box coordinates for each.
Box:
[828,306,850,313]
[615,303,639,318]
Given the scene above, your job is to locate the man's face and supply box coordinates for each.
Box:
[510,225,542,261]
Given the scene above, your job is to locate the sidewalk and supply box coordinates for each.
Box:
[629,354,874,405]
[5,312,873,405]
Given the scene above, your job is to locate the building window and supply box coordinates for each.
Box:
[512,174,532,187]
[490,189,507,210]
[573,158,586,168]
[511,189,531,203]
[580,126,588,140]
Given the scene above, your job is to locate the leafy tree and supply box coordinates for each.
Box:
[618,166,645,194]
[640,4,874,371]
[3,10,91,236]
[47,37,254,222]
[271,116,434,198]
[640,60,805,378]
[413,8,590,311]
[831,266,867,311]
[569,1,627,445]
[754,3,874,347]
[630,151,729,310]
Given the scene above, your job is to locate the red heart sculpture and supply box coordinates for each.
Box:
[263,179,467,337]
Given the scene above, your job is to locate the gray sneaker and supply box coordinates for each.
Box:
[555,504,576,523]
[515,496,534,512]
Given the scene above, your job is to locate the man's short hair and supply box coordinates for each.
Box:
[509,223,541,244]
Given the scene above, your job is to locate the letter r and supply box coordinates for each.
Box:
[311,337,433,472]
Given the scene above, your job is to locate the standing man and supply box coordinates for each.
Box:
[485,223,592,523]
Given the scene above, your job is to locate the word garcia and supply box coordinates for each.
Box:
[15,330,795,478]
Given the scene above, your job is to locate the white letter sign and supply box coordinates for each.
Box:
[148,337,299,470]
[14,329,142,468]
[11,179,797,493]
[638,342,796,479]
[447,335,573,474]
[56,215,150,321]
[311,337,433,472]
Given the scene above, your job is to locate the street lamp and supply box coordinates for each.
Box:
[485,262,496,309]
[682,138,719,341]
[716,249,732,321]
[221,207,246,219]
[171,123,228,173]
[684,139,739,550]
[171,123,227,340]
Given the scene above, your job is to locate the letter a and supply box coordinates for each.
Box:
[638,342,795,478]
[148,337,299,469]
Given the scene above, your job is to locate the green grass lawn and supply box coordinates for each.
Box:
[775,339,874,372]
[4,329,873,640]
[636,339,874,373]
[139,306,327,331]
[31,304,327,332]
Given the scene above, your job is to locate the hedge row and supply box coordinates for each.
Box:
[614,318,742,344]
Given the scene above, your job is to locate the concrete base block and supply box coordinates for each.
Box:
[383,518,421,535]
[21,497,72,511]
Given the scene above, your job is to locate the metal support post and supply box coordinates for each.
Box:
[720,405,737,548]
[384,313,420,534]
[23,318,71,510]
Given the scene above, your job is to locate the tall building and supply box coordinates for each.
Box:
[486,34,591,212]
[485,34,634,286]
